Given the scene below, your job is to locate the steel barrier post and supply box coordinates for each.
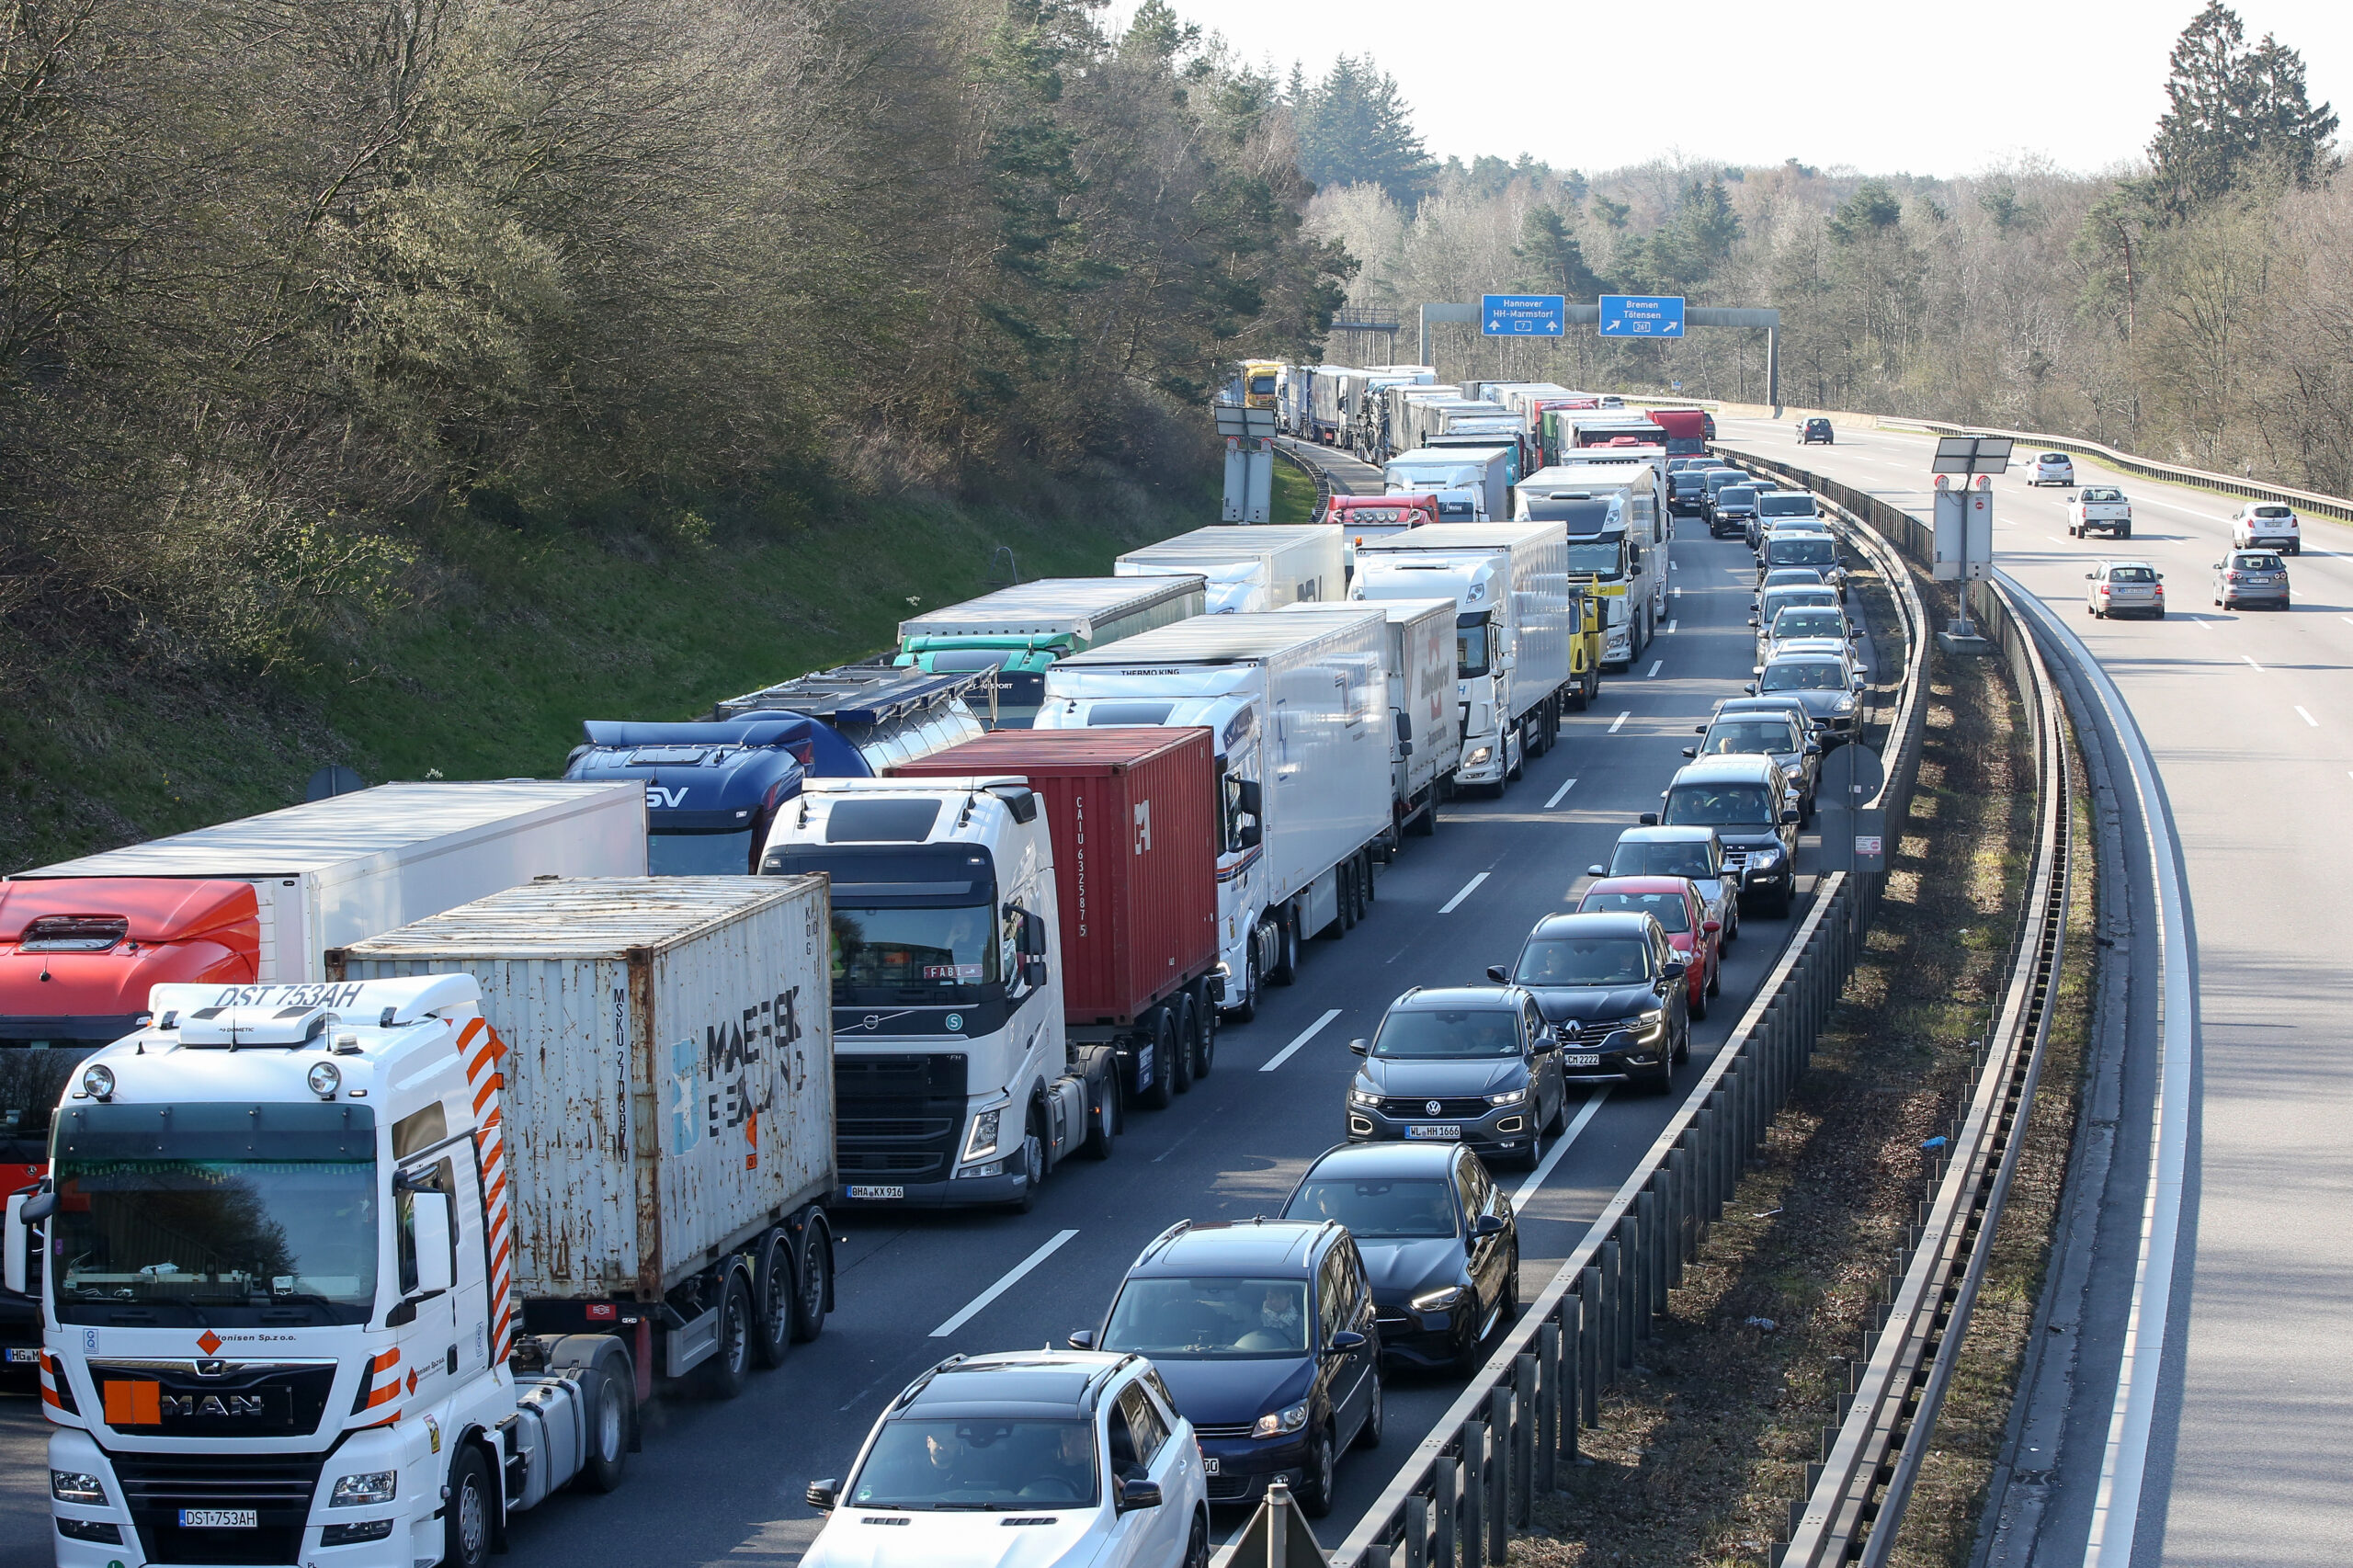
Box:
[1407,1495,1430,1568]
[1434,1457,1457,1568]
[1538,1321,1562,1490]
[1577,1269,1600,1425]
[1665,1147,1689,1286]
[1489,1387,1513,1552]
[1599,1235,1621,1381]
[1635,1186,1658,1325]
[1461,1421,1485,1568]
[1515,1351,1539,1516]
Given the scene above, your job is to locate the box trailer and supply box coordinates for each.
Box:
[894,574,1207,728]
[1281,597,1461,839]
[1039,611,1392,1020]
[1384,446,1515,523]
[1116,525,1344,614]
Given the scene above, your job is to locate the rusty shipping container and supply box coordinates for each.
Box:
[891,728,1219,1025]
[330,876,833,1302]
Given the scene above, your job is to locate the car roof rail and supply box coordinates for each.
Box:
[1138,1219,1193,1262]
[892,1353,968,1410]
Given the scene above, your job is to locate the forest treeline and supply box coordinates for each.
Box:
[0,0,1347,674]
[1305,4,2353,496]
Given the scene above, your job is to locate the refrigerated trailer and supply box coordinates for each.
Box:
[893,575,1207,729]
[1116,526,1344,614]
[1280,597,1462,840]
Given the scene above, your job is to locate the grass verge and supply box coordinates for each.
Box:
[1509,624,2035,1568]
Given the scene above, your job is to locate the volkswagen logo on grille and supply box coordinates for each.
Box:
[1426,1100,1442,1116]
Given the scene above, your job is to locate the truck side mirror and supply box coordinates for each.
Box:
[1024,958,1049,988]
[1018,910,1049,957]
[1235,779,1263,817]
[1394,710,1412,744]
[411,1190,455,1299]
[1237,817,1263,849]
[3,1191,42,1295]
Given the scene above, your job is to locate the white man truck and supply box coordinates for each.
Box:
[15,875,835,1568]
[1115,526,1343,614]
[1352,523,1574,797]
[1280,599,1461,843]
[1037,611,1393,1021]
[1384,446,1515,523]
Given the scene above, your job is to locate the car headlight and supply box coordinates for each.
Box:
[51,1471,106,1506]
[1348,1087,1381,1108]
[1412,1285,1465,1313]
[1636,1008,1666,1041]
[1486,1087,1526,1106]
[961,1106,1002,1163]
[1835,695,1856,711]
[1253,1401,1311,1437]
[1748,844,1783,866]
[329,1471,398,1507]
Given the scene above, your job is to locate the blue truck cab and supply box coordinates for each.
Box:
[565,665,989,874]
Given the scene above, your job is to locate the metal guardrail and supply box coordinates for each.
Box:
[1733,450,2076,1565]
[1297,465,1933,1568]
[1274,438,1334,522]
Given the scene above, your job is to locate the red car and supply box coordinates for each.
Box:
[1574,875,1722,1020]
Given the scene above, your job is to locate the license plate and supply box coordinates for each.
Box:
[1202,1457,1221,1475]
[1564,1054,1601,1068]
[1404,1125,1461,1141]
[847,1185,905,1200]
[4,1347,38,1364]
[180,1509,257,1529]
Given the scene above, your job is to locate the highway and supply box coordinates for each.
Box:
[0,500,1881,1567]
[1717,415,2353,1568]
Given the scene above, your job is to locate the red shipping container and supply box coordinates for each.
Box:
[889,727,1219,1026]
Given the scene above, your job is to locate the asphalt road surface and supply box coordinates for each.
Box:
[0,506,1881,1568]
[1720,415,2352,1568]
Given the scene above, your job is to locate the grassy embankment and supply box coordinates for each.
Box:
[2,473,1218,870]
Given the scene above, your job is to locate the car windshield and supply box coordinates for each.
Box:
[1102,1277,1310,1357]
[849,1417,1098,1510]
[647,829,760,876]
[1609,841,1714,879]
[1758,495,1817,517]
[1772,610,1845,641]
[1665,783,1774,826]
[1515,937,1653,986]
[2233,553,2283,570]
[832,906,1001,992]
[1284,1177,1456,1239]
[49,1101,379,1326]
[1671,474,1707,493]
[1371,1008,1522,1058]
[1704,720,1801,756]
[1761,662,1847,692]
[2107,566,2154,584]
[1768,539,1837,566]
[1718,487,1757,506]
[1580,891,1689,932]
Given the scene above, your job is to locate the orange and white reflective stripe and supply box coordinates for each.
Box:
[455,1017,517,1363]
[38,1350,65,1417]
[358,1346,403,1415]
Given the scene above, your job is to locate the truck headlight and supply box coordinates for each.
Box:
[1486,1087,1526,1106]
[51,1471,106,1506]
[1466,746,1492,766]
[1411,1286,1465,1313]
[1253,1401,1311,1437]
[1635,1009,1666,1041]
[961,1107,1002,1163]
[329,1471,397,1506]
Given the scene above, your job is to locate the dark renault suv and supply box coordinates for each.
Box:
[1649,756,1801,916]
[1343,986,1568,1168]
[1492,912,1689,1095]
[1079,1220,1380,1516]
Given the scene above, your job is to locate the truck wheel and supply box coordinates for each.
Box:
[444,1447,494,1568]
[750,1228,794,1368]
[1138,1009,1176,1109]
[1171,995,1198,1095]
[1229,931,1264,1024]
[790,1217,830,1343]
[698,1269,754,1398]
[1271,904,1301,984]
[1188,983,1217,1079]
[1081,1068,1119,1159]
[575,1365,631,1493]
[1505,729,1524,783]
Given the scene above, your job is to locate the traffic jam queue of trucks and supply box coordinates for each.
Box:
[0,783,843,1568]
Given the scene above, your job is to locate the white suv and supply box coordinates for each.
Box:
[2027,452,2075,486]
[2232,502,2302,554]
[808,1351,1211,1568]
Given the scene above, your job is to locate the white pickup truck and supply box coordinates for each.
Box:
[2066,486,2132,540]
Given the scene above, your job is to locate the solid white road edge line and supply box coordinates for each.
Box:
[1545,777,1580,809]
[1259,1008,1343,1074]
[1438,872,1490,915]
[930,1229,1081,1338]
[1510,1092,1611,1210]
[1608,711,1631,733]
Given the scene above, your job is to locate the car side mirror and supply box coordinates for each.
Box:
[2156,574,2165,581]
[1681,746,1697,757]
[1702,919,1721,934]
[806,1479,838,1512]
[1694,723,1708,733]
[1744,684,1757,695]
[1782,809,1802,824]
[1806,740,1822,756]
[1117,1477,1165,1512]
[1639,812,1660,826]
[1067,1329,1097,1350]
[1473,1213,1506,1238]
[1348,1038,1369,1055]
[1326,1329,1368,1356]
[2084,572,2096,580]
[1746,617,1758,628]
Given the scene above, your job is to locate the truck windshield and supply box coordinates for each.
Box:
[849,1416,1099,1510]
[832,907,1002,993]
[1456,616,1492,678]
[648,829,759,875]
[1566,541,1624,578]
[49,1100,379,1326]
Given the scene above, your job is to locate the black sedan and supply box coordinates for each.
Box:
[1279,1142,1518,1375]
[1492,912,1689,1094]
[1343,985,1567,1168]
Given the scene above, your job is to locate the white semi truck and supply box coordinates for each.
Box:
[1352,522,1574,797]
[1384,446,1515,523]
[16,875,835,1568]
[1280,598,1462,841]
[1516,465,1667,665]
[1038,611,1393,1020]
[1115,526,1343,614]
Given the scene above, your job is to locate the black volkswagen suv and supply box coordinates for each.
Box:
[1490,912,1688,1094]
[1647,756,1802,916]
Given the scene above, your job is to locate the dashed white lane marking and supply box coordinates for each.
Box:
[1608,711,1631,733]
[1438,872,1490,915]
[1545,777,1580,809]
[1260,1008,1343,1073]
[2243,654,2263,671]
[1646,660,1664,678]
[1665,619,1678,634]
[1511,1093,1612,1210]
[931,1230,1080,1337]
[2296,707,2318,727]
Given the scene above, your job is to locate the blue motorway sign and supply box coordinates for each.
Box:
[1481,294,1565,336]
[1598,294,1687,337]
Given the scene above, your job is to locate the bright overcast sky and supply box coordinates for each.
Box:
[1134,0,2353,179]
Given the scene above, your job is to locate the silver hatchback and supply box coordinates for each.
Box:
[2086,560,2164,619]
[2213,550,2290,610]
